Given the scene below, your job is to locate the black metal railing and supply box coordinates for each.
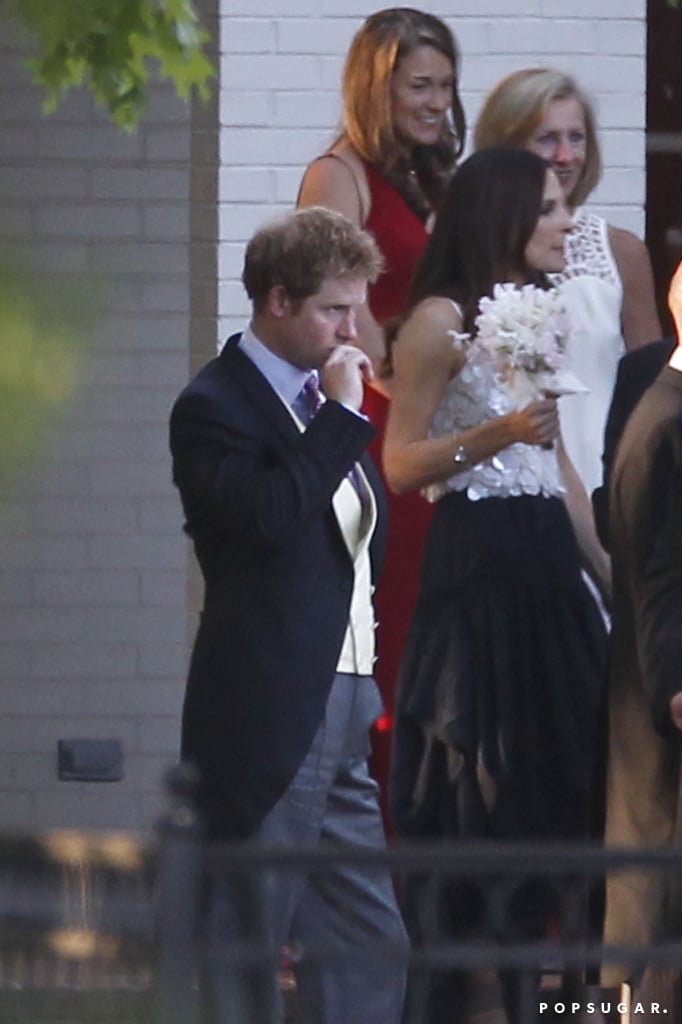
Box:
[1,776,681,1023]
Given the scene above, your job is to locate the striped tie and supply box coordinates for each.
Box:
[293,372,323,424]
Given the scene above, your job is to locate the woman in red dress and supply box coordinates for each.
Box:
[297,8,465,824]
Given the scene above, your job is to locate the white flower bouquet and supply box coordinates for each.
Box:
[452,283,587,405]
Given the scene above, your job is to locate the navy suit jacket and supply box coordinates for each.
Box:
[169,335,387,838]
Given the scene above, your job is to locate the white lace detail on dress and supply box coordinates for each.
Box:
[550,210,619,288]
[544,210,624,494]
[423,341,565,504]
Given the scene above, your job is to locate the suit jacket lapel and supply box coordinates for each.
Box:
[219,334,302,444]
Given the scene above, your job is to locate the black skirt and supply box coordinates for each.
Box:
[389,490,608,843]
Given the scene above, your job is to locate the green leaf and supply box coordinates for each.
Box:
[11,0,215,130]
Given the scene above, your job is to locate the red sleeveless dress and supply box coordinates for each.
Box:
[361,163,433,825]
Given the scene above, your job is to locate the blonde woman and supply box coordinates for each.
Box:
[475,67,662,496]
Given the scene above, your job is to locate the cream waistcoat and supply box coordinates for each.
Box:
[288,401,377,676]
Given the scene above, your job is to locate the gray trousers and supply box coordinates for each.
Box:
[201,673,409,1024]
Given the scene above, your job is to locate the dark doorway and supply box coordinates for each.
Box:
[647,0,682,335]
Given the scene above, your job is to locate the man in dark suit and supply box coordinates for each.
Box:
[170,207,408,1023]
[592,337,676,550]
[602,259,682,1008]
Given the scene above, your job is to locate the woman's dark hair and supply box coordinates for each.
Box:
[408,147,551,333]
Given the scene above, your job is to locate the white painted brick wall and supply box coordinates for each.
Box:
[0,14,192,834]
[216,0,648,339]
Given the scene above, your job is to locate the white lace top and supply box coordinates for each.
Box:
[423,308,565,504]
[550,209,624,495]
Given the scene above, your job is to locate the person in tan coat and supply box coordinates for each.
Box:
[603,259,682,1010]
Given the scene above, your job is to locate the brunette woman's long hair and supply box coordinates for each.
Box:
[407,147,551,334]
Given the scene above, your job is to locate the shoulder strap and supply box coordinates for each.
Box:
[299,152,369,225]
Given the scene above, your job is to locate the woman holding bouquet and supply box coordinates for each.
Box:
[384,148,609,1023]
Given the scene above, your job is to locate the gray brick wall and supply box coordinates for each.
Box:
[0,13,191,832]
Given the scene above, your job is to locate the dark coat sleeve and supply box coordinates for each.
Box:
[634,424,682,734]
[594,339,676,550]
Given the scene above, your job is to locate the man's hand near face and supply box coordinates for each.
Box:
[321,344,374,412]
